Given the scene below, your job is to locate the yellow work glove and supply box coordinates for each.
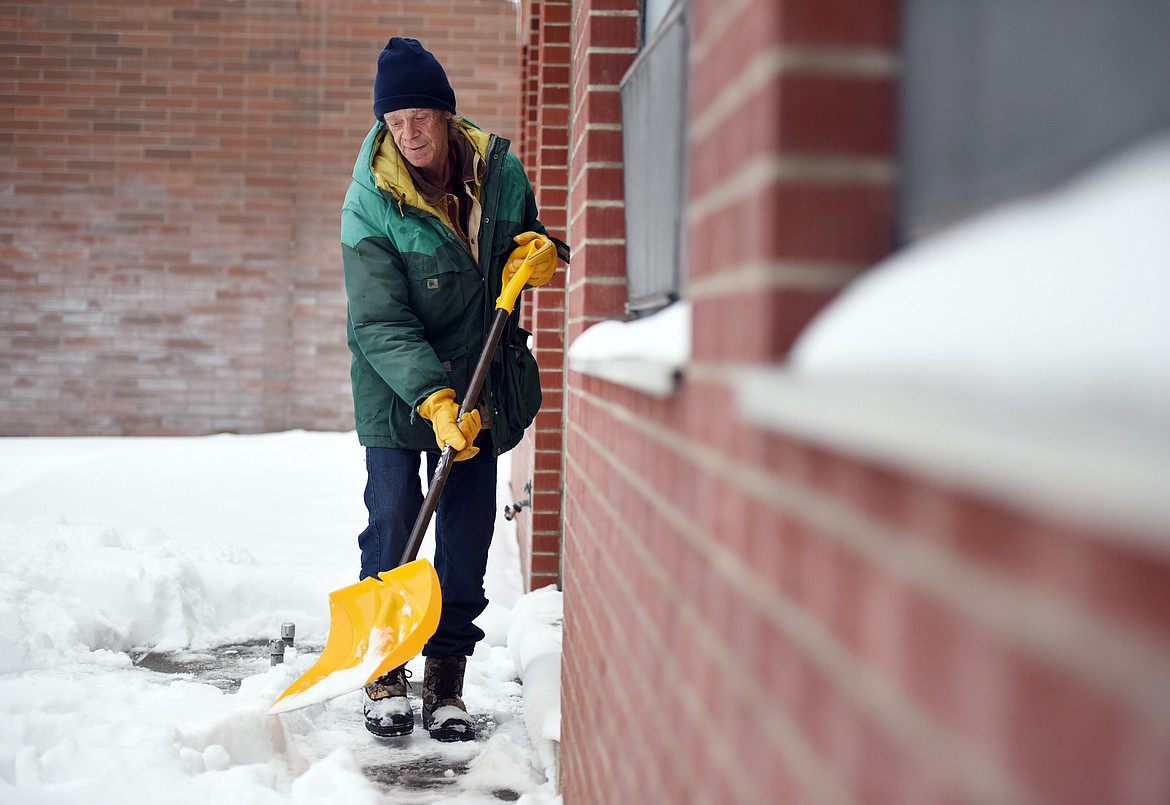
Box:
[416,388,482,461]
[503,232,557,288]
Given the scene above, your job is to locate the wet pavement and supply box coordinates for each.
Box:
[131,638,280,693]
[132,641,526,802]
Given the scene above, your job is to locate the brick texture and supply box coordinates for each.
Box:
[510,0,573,592]
[563,0,637,344]
[538,0,1170,801]
[0,0,519,436]
[557,0,642,796]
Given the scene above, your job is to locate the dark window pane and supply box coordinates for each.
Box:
[621,4,687,315]
[900,0,1170,239]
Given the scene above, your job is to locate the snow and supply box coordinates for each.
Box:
[739,135,1170,540]
[0,431,564,803]
[791,135,1170,413]
[566,300,691,396]
[507,589,563,776]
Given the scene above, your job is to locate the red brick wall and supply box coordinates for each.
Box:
[687,1,897,364]
[0,0,518,436]
[511,0,572,592]
[551,0,1170,802]
[563,0,636,345]
[557,0,641,796]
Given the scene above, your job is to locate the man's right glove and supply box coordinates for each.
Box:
[416,388,482,461]
[503,232,557,288]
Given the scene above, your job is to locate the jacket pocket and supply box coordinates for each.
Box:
[406,256,456,324]
[404,247,479,337]
[499,326,542,434]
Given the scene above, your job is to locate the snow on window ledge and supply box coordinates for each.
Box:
[566,301,691,398]
[737,371,1170,544]
[736,136,1170,546]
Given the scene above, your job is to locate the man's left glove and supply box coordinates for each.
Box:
[503,232,557,288]
[416,388,482,461]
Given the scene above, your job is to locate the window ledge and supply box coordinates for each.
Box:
[737,369,1170,548]
[567,302,691,398]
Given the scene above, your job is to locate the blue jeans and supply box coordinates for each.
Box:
[357,434,497,657]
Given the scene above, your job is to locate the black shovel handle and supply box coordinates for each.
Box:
[399,305,511,566]
[397,241,541,567]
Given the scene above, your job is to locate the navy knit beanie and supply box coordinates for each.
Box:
[372,37,456,121]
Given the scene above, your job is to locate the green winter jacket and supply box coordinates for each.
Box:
[341,118,544,455]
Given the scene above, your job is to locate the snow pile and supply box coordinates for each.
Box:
[0,432,563,804]
[740,135,1170,536]
[567,301,691,396]
[792,134,1170,418]
[0,514,346,802]
[508,587,564,782]
[0,519,331,675]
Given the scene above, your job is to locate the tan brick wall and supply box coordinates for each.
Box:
[0,0,519,436]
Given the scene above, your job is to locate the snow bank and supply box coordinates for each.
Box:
[508,586,564,782]
[0,432,562,804]
[740,135,1170,538]
[0,519,332,674]
[791,135,1170,416]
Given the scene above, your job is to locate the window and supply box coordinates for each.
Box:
[620,0,688,316]
[642,0,674,40]
[900,0,1170,240]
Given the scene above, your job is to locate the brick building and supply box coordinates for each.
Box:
[510,0,1170,802]
[1,0,519,435]
[5,1,1170,803]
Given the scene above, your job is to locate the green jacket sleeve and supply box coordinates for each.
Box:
[342,235,448,411]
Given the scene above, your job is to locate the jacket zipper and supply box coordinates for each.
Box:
[378,131,514,453]
[477,135,508,451]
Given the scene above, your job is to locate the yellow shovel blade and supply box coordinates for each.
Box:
[268,558,441,715]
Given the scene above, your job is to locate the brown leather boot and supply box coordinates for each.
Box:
[421,655,474,742]
[363,664,413,737]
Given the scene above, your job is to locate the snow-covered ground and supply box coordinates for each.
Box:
[0,431,562,804]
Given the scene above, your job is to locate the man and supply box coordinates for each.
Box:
[340,37,556,742]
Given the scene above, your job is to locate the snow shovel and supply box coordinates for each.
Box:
[268,242,541,715]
